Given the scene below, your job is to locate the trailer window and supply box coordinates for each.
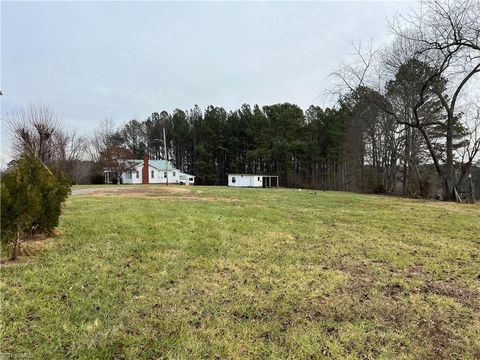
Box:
[232,177,236,183]
[151,170,154,178]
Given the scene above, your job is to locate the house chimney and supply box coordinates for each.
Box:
[142,154,149,184]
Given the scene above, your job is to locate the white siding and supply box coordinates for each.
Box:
[179,172,195,185]
[228,174,262,187]
[112,163,194,185]
[121,165,144,184]
[131,169,142,184]
[148,168,180,184]
[149,168,159,183]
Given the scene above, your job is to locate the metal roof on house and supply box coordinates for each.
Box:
[107,159,191,174]
[148,160,176,170]
[119,159,176,170]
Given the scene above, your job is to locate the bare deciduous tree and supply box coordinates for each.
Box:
[5,104,89,182]
[54,129,89,183]
[99,146,136,184]
[332,0,480,200]
[6,104,62,165]
[390,0,480,199]
[88,118,119,163]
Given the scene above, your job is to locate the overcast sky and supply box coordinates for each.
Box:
[1,1,414,165]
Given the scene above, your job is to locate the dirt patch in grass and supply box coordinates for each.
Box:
[338,262,376,302]
[83,186,236,202]
[89,187,236,202]
[92,186,189,195]
[420,280,480,311]
[340,261,480,310]
[0,233,58,265]
[406,264,424,276]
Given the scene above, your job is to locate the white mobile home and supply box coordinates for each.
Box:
[227,174,278,188]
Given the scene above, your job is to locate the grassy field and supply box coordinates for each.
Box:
[1,185,479,359]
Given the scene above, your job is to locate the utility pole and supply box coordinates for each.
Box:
[163,127,168,186]
[469,173,475,204]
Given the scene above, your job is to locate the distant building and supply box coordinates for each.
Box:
[104,154,195,185]
[227,174,278,188]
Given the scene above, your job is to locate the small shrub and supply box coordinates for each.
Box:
[0,154,71,259]
[35,169,71,234]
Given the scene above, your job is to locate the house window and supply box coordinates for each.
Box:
[189,177,194,181]
[232,177,236,183]
[164,172,167,178]
[151,170,154,178]
[126,172,132,179]
[173,171,176,176]
[258,177,261,181]
[136,171,139,179]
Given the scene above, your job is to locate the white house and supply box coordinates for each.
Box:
[104,155,195,185]
[227,174,279,188]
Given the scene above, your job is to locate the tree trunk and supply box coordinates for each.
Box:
[11,230,20,260]
[402,126,410,195]
[416,125,446,199]
[444,112,455,200]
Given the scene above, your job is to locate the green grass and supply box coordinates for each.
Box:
[1,186,480,359]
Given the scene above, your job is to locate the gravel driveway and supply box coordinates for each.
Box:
[70,187,126,196]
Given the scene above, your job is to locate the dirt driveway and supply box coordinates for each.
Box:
[71,187,125,195]
[71,185,190,196]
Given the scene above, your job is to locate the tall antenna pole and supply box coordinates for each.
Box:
[163,127,168,186]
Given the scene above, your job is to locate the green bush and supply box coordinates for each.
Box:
[1,154,71,259]
[35,169,71,234]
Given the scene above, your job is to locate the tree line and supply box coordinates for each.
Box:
[3,0,479,201]
[89,0,480,200]
[92,103,350,188]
